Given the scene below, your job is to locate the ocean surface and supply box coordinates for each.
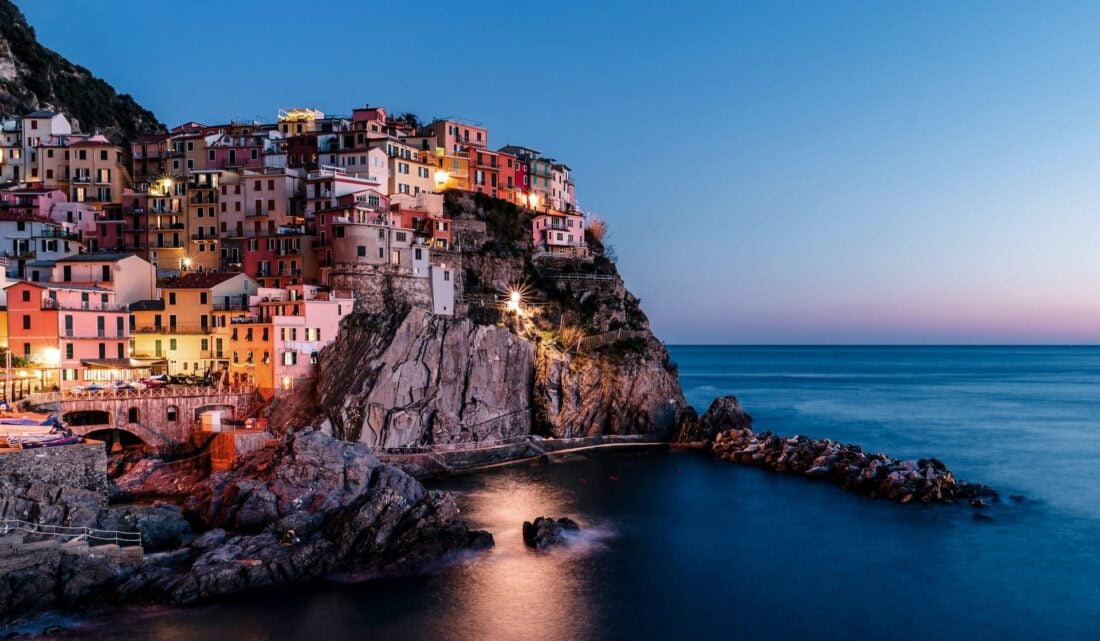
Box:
[36,346,1100,640]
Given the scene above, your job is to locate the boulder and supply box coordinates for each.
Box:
[522,516,580,549]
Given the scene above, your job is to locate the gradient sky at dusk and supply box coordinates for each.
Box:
[19,1,1100,344]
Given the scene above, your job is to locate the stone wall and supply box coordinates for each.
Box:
[330,263,434,314]
[0,442,108,529]
[0,441,107,494]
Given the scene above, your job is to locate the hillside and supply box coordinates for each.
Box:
[302,191,691,454]
[0,0,163,142]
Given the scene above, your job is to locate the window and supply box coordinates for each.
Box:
[357,245,366,257]
[127,407,140,424]
[200,292,208,305]
[65,343,73,359]
[166,406,178,422]
[169,339,177,351]
[21,315,30,330]
[21,290,29,302]
[284,351,297,366]
[168,292,176,305]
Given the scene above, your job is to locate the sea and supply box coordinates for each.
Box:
[32,346,1100,640]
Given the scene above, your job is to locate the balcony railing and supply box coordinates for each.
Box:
[43,300,126,311]
[131,324,215,334]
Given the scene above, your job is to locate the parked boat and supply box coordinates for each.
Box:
[12,433,81,449]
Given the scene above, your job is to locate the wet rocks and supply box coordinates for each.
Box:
[710,427,998,504]
[522,516,580,549]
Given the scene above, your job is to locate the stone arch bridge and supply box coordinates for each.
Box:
[29,387,257,455]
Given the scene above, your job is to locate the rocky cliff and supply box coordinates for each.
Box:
[305,191,689,450]
[0,0,163,142]
[0,430,490,625]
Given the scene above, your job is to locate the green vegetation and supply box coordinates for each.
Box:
[0,0,164,143]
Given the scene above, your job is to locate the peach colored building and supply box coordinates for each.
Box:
[228,284,352,398]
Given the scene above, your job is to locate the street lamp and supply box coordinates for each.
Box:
[41,347,61,392]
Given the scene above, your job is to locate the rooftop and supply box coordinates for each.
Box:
[128,299,165,311]
[163,272,245,289]
[56,253,136,263]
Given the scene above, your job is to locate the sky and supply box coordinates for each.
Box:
[18,1,1100,344]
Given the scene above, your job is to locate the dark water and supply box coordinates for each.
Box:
[37,347,1100,640]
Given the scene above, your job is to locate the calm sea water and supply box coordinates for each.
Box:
[36,347,1100,640]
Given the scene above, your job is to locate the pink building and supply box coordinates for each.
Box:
[5,281,131,390]
[531,211,588,258]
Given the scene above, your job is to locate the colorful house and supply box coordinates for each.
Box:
[5,281,132,390]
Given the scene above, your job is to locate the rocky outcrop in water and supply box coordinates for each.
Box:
[674,395,753,443]
[522,516,580,549]
[0,430,491,627]
[710,427,998,504]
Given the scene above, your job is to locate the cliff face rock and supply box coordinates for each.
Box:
[317,307,535,448]
[307,192,689,450]
[0,430,491,625]
[0,0,163,142]
[535,336,684,438]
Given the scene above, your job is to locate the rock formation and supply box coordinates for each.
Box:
[0,430,491,626]
[522,516,580,549]
[674,394,753,443]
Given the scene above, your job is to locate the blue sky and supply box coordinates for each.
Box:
[20,1,1100,344]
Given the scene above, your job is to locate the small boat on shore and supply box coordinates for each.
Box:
[10,433,81,449]
[0,414,75,449]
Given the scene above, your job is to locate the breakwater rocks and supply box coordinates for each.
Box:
[0,430,492,627]
[711,427,998,504]
[688,395,998,505]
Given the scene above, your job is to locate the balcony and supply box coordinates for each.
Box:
[61,331,127,339]
[43,300,126,311]
[72,175,90,184]
[131,324,214,335]
[32,229,80,241]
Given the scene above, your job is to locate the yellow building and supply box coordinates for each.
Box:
[68,140,129,206]
[434,149,470,192]
[129,272,257,376]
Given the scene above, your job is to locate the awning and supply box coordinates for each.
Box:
[79,358,169,369]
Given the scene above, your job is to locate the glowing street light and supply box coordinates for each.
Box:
[506,289,523,316]
[41,348,60,366]
[434,170,450,185]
